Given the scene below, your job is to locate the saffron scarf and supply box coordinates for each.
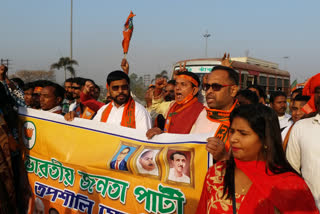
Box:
[100,96,136,128]
[205,101,238,149]
[302,73,320,114]
[163,95,198,133]
[235,159,318,214]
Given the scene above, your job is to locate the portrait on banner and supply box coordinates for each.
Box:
[134,147,162,177]
[109,142,140,172]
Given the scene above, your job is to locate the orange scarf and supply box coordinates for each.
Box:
[205,101,238,149]
[100,96,136,128]
[163,96,198,133]
[302,73,320,114]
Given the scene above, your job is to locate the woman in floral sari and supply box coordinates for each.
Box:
[197,104,319,214]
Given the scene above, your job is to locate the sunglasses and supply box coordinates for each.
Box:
[203,83,234,91]
[112,85,129,91]
[72,86,80,90]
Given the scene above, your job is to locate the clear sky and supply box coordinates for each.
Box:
[1,0,319,86]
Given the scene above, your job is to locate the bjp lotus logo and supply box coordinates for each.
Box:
[22,121,36,149]
[24,127,33,140]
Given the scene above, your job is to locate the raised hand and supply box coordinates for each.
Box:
[121,58,129,75]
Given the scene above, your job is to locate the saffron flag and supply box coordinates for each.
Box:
[122,11,135,54]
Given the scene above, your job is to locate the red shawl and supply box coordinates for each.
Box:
[100,96,136,128]
[163,97,203,134]
[196,160,318,214]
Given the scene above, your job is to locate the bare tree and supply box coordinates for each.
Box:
[10,70,56,83]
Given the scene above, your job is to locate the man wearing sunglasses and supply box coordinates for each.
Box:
[146,71,204,139]
[65,78,100,120]
[191,65,239,162]
[92,70,152,131]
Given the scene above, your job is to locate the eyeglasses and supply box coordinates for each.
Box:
[203,83,234,91]
[111,85,129,91]
[72,86,80,90]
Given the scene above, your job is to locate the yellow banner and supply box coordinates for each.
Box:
[19,108,212,214]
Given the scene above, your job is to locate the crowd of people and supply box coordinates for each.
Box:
[1,57,320,213]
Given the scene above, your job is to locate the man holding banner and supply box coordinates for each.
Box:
[191,65,239,161]
[146,71,204,138]
[93,70,152,131]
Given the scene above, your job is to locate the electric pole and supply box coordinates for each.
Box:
[203,30,211,58]
[70,0,73,60]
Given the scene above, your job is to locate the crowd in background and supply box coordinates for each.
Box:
[1,58,320,213]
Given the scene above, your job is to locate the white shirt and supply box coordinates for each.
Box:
[286,114,320,209]
[279,113,293,130]
[279,113,293,141]
[93,100,152,132]
[168,168,190,183]
[69,101,77,112]
[190,109,221,134]
[44,106,62,113]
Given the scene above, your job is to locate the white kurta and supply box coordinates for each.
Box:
[93,100,152,132]
[190,109,221,134]
[286,114,320,210]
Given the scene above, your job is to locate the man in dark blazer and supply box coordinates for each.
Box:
[110,147,131,171]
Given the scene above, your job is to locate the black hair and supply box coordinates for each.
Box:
[95,84,100,91]
[167,79,176,85]
[107,70,130,86]
[223,104,297,199]
[23,82,35,91]
[122,147,131,153]
[32,80,53,88]
[291,88,303,97]
[236,89,259,105]
[44,82,65,101]
[64,78,74,84]
[176,71,200,87]
[10,77,24,88]
[0,83,18,133]
[211,65,239,85]
[270,91,287,103]
[293,95,310,103]
[170,151,187,161]
[247,84,267,101]
[72,77,86,87]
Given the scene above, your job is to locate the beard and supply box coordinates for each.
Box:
[66,92,74,100]
[113,93,129,106]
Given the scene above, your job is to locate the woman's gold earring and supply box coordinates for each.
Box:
[264,145,268,149]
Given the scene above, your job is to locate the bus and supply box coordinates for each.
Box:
[173,57,290,96]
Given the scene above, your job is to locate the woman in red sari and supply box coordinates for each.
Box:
[197,104,319,214]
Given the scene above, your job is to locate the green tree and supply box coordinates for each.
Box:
[50,57,78,80]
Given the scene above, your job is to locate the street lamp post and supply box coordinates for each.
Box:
[283,56,289,70]
[203,30,211,58]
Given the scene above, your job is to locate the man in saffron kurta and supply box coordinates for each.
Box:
[146,71,203,139]
[191,66,239,161]
[93,70,151,132]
